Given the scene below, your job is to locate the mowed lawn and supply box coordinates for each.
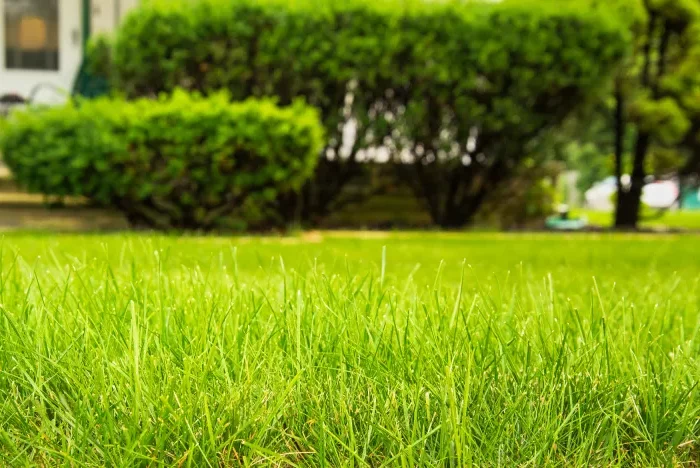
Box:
[579,209,700,230]
[0,233,698,466]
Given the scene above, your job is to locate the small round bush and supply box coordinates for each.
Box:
[0,91,324,230]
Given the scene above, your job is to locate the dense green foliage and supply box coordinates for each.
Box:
[98,0,629,227]
[0,91,323,230]
[591,0,700,227]
[0,233,697,465]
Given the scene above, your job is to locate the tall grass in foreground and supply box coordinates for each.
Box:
[0,234,698,466]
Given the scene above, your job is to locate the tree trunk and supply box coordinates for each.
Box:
[613,13,658,230]
[615,132,649,229]
[615,188,643,228]
[613,88,625,204]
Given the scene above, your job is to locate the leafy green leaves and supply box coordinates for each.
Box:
[630,97,691,145]
[95,0,628,226]
[0,91,324,230]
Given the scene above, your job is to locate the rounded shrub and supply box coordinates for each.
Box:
[99,0,630,227]
[0,91,324,230]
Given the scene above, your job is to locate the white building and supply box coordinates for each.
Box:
[0,0,138,104]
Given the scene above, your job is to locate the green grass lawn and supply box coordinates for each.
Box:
[0,232,698,466]
[579,209,700,230]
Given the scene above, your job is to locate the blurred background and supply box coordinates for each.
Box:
[1,0,700,233]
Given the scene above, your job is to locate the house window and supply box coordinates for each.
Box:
[5,0,59,71]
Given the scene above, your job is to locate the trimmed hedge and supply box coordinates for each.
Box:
[0,91,324,230]
[99,0,630,227]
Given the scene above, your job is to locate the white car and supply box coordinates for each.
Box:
[642,180,679,209]
[585,176,679,211]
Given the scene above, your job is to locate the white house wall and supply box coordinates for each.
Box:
[119,0,139,21]
[92,0,139,35]
[91,0,117,35]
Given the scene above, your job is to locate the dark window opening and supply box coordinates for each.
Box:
[5,0,60,71]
